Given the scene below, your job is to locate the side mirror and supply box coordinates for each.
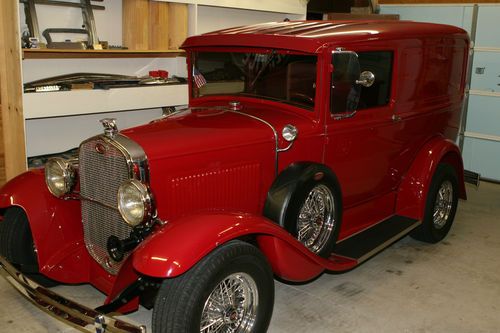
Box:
[356,71,375,87]
[331,51,361,115]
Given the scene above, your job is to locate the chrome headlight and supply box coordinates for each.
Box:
[117,179,152,226]
[45,158,76,197]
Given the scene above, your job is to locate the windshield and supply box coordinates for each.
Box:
[191,51,318,110]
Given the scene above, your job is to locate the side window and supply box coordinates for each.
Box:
[357,51,393,109]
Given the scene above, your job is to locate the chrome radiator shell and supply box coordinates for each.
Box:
[78,134,148,275]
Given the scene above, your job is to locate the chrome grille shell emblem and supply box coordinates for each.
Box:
[94,142,107,154]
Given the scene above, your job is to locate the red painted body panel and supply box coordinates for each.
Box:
[132,213,357,282]
[396,137,466,220]
[0,171,135,300]
[182,21,468,54]
[0,170,90,283]
[123,108,277,221]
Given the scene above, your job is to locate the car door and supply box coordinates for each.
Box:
[324,50,403,231]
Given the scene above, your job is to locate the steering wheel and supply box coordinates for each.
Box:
[289,92,314,106]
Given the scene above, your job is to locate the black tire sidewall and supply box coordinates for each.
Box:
[153,241,274,333]
[191,252,274,333]
[284,177,341,258]
[0,207,58,287]
[420,163,459,243]
[0,207,37,265]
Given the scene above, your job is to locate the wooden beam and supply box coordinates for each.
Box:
[168,3,188,50]
[0,0,27,185]
[123,0,150,50]
[149,0,170,50]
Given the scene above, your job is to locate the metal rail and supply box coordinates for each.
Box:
[0,256,146,333]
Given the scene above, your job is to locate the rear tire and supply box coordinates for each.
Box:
[152,240,274,333]
[0,207,58,287]
[410,163,459,243]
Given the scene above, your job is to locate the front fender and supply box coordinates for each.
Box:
[396,137,466,220]
[0,170,90,283]
[133,212,357,282]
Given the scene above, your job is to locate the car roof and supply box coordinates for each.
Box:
[182,20,469,53]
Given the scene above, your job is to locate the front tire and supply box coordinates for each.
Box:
[410,163,459,243]
[152,240,274,333]
[0,207,58,287]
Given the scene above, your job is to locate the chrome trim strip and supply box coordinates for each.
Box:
[356,221,421,264]
[80,194,118,211]
[229,110,280,176]
[277,142,293,152]
[0,256,146,333]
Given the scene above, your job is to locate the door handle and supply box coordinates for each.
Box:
[392,114,401,122]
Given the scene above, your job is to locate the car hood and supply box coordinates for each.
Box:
[122,103,317,161]
[122,107,277,161]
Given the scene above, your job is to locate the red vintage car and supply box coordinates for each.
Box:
[0,20,469,333]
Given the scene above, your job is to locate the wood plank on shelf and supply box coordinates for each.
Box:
[123,0,150,50]
[22,48,185,59]
[0,0,27,184]
[149,1,170,50]
[168,3,188,50]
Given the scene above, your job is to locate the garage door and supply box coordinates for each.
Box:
[381,4,500,181]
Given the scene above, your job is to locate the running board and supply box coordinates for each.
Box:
[464,169,480,187]
[333,216,420,264]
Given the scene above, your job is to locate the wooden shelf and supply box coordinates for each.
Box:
[22,48,185,59]
[23,84,188,119]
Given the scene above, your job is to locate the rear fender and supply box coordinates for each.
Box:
[396,137,466,220]
[0,170,90,283]
[132,213,357,282]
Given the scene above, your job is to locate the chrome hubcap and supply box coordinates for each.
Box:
[297,184,335,253]
[200,273,258,333]
[433,180,453,229]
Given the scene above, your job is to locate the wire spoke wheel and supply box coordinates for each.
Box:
[410,163,459,244]
[297,184,335,253]
[433,180,453,229]
[200,273,259,333]
[152,241,273,333]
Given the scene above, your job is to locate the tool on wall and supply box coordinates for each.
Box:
[20,0,105,49]
[24,72,186,93]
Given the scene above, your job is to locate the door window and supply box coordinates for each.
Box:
[357,51,393,109]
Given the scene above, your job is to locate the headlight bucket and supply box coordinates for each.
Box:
[45,157,76,197]
[117,179,152,226]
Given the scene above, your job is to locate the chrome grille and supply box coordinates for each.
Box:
[79,138,132,275]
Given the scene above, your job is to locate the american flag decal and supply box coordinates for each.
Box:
[193,68,207,88]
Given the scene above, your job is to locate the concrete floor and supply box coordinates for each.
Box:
[1,182,499,332]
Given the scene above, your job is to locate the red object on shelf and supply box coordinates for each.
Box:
[158,70,168,79]
[149,70,159,78]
